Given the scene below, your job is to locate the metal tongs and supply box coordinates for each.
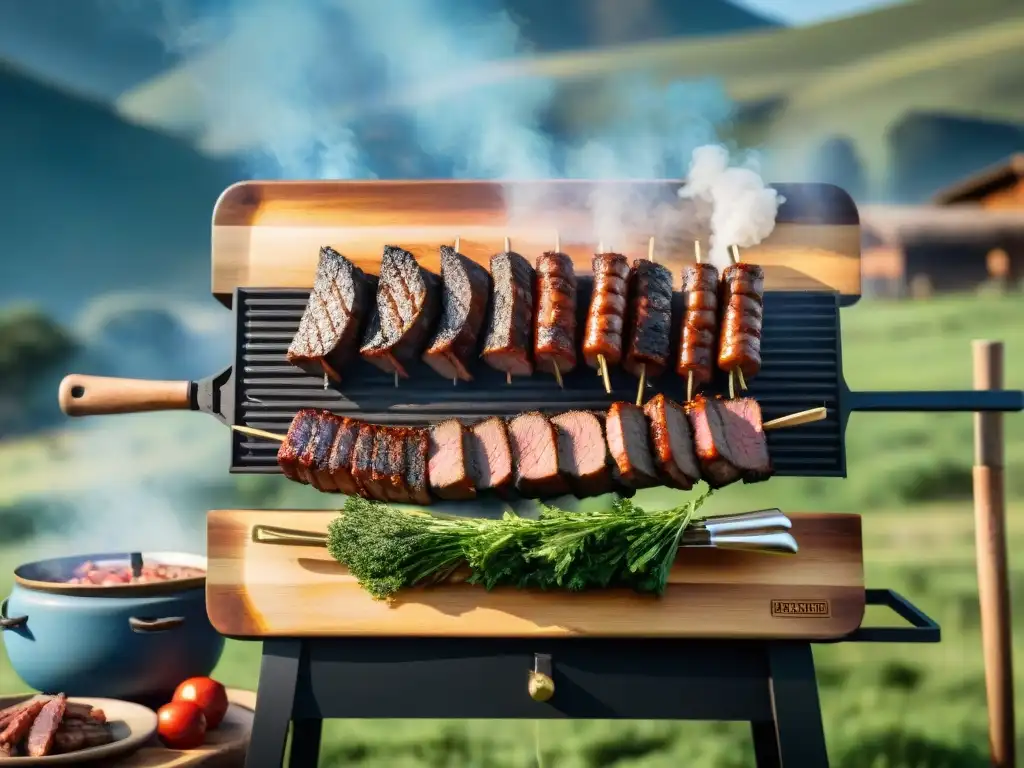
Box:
[679,508,797,555]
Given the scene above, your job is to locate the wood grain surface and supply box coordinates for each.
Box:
[206,510,865,640]
[110,689,254,767]
[211,180,862,303]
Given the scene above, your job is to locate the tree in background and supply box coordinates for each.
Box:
[811,136,866,201]
[0,306,77,437]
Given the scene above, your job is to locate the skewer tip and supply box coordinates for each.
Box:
[694,240,702,264]
[554,232,561,253]
[648,236,655,262]
[552,364,564,389]
[597,240,605,254]
[454,236,461,251]
[729,244,740,264]
[504,236,511,252]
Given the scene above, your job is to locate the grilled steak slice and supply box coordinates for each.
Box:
[550,411,612,497]
[605,402,659,489]
[482,250,535,376]
[404,428,432,506]
[278,409,319,483]
[623,259,674,378]
[0,699,46,750]
[507,412,569,498]
[428,419,476,500]
[297,411,342,491]
[288,246,375,381]
[643,394,700,490]
[467,416,513,493]
[360,245,441,377]
[26,694,65,757]
[423,245,492,381]
[372,427,412,503]
[327,417,363,495]
[350,423,379,499]
[687,397,742,488]
[718,397,773,483]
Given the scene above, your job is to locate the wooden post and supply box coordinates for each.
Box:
[972,340,1015,768]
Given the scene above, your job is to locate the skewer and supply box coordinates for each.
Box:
[729,244,740,264]
[763,407,827,431]
[729,370,736,399]
[632,237,657,406]
[592,240,612,394]
[738,369,748,390]
[232,425,286,443]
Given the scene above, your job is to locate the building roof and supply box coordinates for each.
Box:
[931,154,1024,205]
[860,204,1024,245]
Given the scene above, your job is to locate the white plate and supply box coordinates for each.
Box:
[0,695,158,764]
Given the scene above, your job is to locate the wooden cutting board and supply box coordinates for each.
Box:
[211,180,862,305]
[206,510,865,640]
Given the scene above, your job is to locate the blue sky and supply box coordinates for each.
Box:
[736,0,905,25]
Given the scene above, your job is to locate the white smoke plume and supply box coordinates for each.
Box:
[678,144,785,269]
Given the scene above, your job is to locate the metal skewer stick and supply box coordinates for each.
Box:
[594,240,612,394]
[504,236,513,386]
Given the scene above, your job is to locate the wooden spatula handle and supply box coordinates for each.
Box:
[58,374,191,416]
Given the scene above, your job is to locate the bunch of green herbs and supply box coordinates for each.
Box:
[326,492,710,600]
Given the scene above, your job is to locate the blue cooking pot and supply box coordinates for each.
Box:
[1,552,224,702]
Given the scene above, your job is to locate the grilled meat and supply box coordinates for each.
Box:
[623,259,673,378]
[507,412,570,498]
[605,402,659,489]
[26,694,66,757]
[298,411,342,491]
[404,428,432,506]
[350,423,378,498]
[287,246,375,381]
[423,245,492,381]
[327,416,363,496]
[63,703,104,724]
[717,397,773,483]
[467,416,514,493]
[677,263,720,394]
[277,408,319,483]
[0,699,46,756]
[481,250,535,376]
[550,411,613,497]
[534,251,578,376]
[428,419,476,500]
[372,427,412,503]
[718,263,765,381]
[360,245,441,377]
[583,251,630,368]
[643,394,700,490]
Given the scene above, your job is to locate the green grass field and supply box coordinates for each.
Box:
[1,292,1023,765]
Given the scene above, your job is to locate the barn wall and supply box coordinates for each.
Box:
[902,243,991,295]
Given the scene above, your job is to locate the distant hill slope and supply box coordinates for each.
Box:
[0,62,242,319]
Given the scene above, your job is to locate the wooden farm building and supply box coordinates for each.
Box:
[860,154,1024,298]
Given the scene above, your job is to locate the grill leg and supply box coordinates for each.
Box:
[767,643,829,767]
[751,720,781,768]
[288,719,323,768]
[246,639,303,768]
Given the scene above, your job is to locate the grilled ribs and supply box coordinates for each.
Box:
[287,246,374,381]
[482,249,535,376]
[360,245,441,378]
[423,245,492,381]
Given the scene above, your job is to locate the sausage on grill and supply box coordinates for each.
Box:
[623,259,674,379]
[676,263,720,398]
[534,250,577,377]
[718,262,765,386]
[582,251,630,369]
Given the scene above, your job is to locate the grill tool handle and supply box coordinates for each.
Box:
[847,389,1024,412]
[58,374,193,417]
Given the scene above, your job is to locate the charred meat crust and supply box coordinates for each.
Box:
[278,408,320,483]
[287,246,375,382]
[404,428,433,506]
[534,251,578,375]
[423,245,492,381]
[623,259,673,378]
[360,245,441,378]
[482,250,535,376]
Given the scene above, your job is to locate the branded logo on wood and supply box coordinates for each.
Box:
[771,600,831,617]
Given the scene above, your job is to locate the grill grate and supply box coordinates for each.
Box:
[230,289,845,477]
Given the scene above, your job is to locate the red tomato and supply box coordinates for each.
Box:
[173,677,229,729]
[157,701,207,749]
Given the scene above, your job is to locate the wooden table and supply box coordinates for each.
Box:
[110,689,254,767]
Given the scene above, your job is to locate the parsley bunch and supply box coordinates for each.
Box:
[326,493,710,600]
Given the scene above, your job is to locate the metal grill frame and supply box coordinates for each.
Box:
[227,287,847,477]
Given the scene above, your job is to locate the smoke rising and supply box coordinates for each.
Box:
[679,145,785,268]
